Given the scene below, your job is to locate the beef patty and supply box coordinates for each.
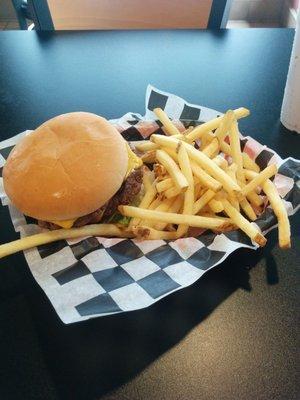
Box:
[38,167,143,230]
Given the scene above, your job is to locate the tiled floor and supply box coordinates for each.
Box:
[0,20,20,30]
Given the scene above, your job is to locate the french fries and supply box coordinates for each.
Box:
[245,169,291,248]
[151,135,241,194]
[221,199,266,246]
[133,226,178,240]
[119,205,232,231]
[240,164,277,197]
[156,149,189,190]
[156,177,173,193]
[153,108,181,136]
[177,143,194,236]
[135,141,158,152]
[186,107,250,142]
[0,105,292,259]
[0,224,132,259]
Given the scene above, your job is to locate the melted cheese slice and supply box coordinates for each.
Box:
[49,144,143,229]
[125,142,143,177]
[49,219,76,229]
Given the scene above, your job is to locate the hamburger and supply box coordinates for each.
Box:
[3,112,143,230]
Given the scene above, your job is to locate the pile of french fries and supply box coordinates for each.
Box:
[123,107,290,247]
[0,107,291,259]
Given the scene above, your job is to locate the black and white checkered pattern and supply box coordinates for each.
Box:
[0,85,299,324]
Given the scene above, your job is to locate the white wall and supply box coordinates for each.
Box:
[229,0,283,22]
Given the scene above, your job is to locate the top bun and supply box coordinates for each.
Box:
[3,112,128,221]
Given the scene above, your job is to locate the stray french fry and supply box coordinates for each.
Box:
[245,170,291,249]
[221,199,266,246]
[153,108,181,136]
[119,205,231,231]
[0,224,132,259]
[262,180,291,248]
[156,149,188,190]
[186,107,250,141]
[240,164,278,197]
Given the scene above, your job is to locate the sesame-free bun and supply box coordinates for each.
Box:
[3,112,128,221]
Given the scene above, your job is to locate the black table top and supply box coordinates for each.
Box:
[0,29,299,400]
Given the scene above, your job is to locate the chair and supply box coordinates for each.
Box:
[14,0,232,30]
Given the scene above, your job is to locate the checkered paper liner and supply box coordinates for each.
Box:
[0,85,299,324]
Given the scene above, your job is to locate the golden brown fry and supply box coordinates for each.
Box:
[132,226,179,241]
[135,141,158,152]
[156,149,189,190]
[208,199,224,213]
[218,140,260,173]
[129,181,157,228]
[262,179,291,248]
[141,151,156,164]
[141,197,173,228]
[186,108,250,142]
[239,198,257,221]
[182,126,195,136]
[202,138,219,158]
[0,225,133,259]
[190,161,222,192]
[153,163,167,181]
[229,119,245,184]
[156,177,173,193]
[154,194,183,231]
[164,186,183,199]
[221,199,266,246]
[212,155,228,170]
[226,165,240,211]
[214,110,235,142]
[119,205,230,230]
[193,189,216,214]
[142,167,154,191]
[153,108,181,136]
[245,170,291,248]
[240,164,278,197]
[177,143,194,236]
[242,152,260,173]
